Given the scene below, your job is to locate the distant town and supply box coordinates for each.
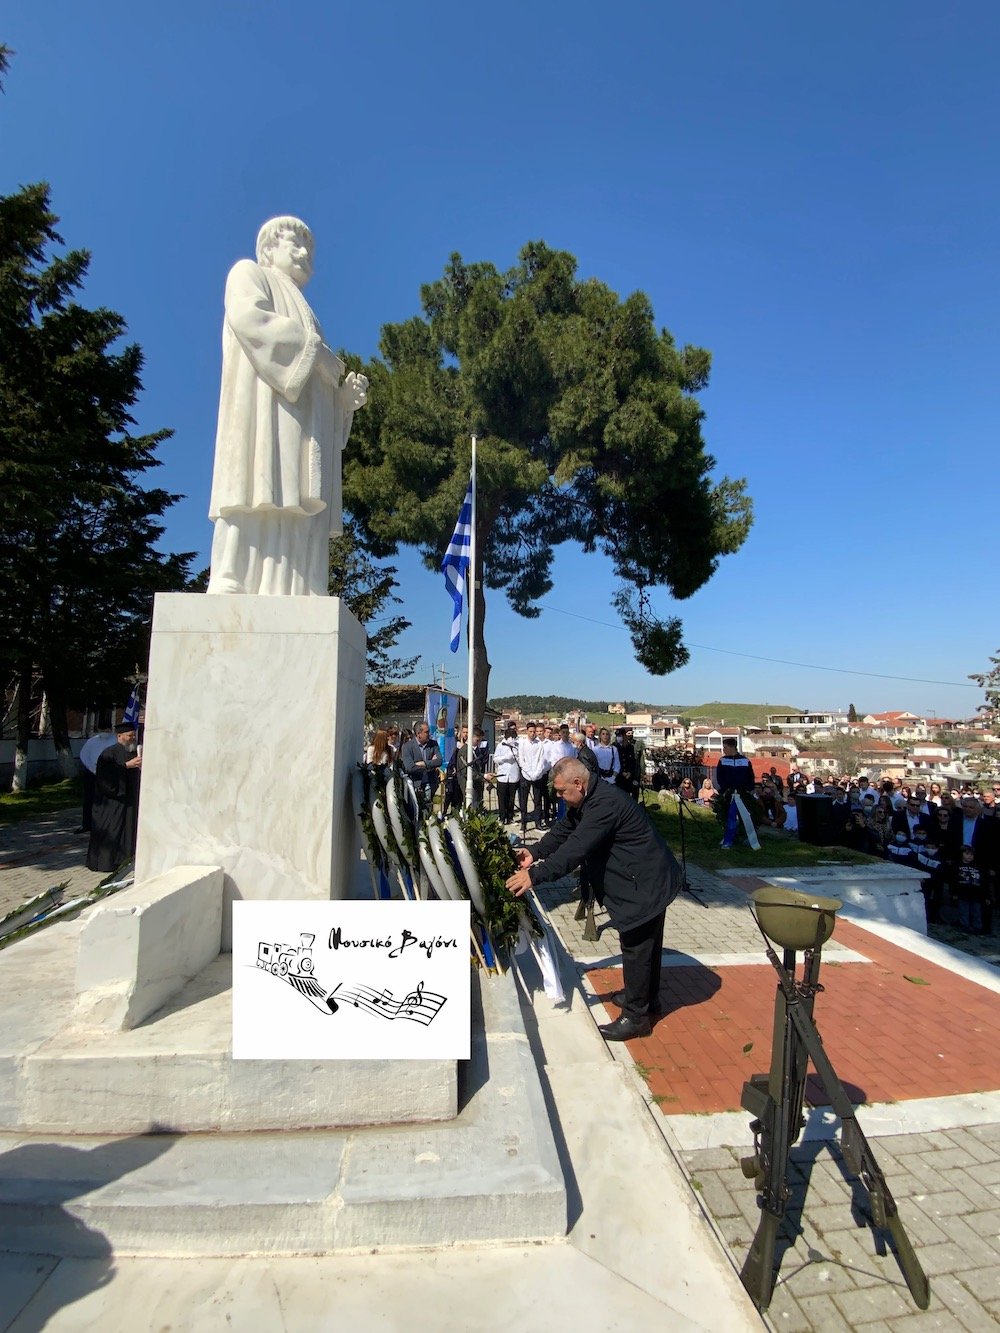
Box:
[487,700,998,788]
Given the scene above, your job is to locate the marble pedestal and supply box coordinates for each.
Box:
[135,594,366,946]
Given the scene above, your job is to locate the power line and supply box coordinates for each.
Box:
[538,603,979,689]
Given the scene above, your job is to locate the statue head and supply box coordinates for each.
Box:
[255,216,314,286]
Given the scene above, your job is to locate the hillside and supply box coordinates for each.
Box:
[488,696,801,729]
[678,701,801,729]
[488,695,617,715]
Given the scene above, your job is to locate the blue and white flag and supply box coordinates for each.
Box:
[440,479,473,653]
[122,685,141,726]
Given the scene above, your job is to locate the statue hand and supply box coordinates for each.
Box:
[344,370,369,409]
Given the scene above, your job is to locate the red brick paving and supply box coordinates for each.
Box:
[591,876,1000,1114]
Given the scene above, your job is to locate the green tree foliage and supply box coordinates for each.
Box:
[0,183,195,781]
[343,242,752,724]
[824,730,867,777]
[970,651,1000,727]
[848,702,858,722]
[328,522,418,717]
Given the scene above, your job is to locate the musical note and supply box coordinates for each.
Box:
[258,943,447,1027]
[338,981,447,1026]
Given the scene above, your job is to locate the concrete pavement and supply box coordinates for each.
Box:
[1,809,760,1332]
[535,844,1000,1331]
[6,808,1000,1329]
[0,811,104,922]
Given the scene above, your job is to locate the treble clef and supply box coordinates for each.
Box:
[403,980,425,1014]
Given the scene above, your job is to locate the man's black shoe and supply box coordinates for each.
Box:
[599,1013,652,1041]
[608,988,664,1016]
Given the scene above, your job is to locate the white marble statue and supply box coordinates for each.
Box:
[207,217,369,596]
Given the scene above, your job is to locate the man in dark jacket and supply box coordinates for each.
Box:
[400,722,443,809]
[890,794,934,840]
[506,757,682,1040]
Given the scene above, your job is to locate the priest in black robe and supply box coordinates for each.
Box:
[86,720,142,873]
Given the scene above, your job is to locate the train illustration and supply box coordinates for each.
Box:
[257,932,316,977]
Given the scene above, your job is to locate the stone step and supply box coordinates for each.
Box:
[1,929,455,1134]
[0,970,566,1255]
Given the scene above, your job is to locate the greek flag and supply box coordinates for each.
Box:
[122,685,141,726]
[440,479,473,653]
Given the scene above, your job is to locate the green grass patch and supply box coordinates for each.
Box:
[642,795,877,871]
[0,777,83,825]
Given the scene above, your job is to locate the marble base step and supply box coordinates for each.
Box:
[0,971,565,1255]
[1,921,455,1134]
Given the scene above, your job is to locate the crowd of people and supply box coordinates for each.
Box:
[785,775,999,934]
[362,718,671,1040]
[702,763,999,936]
[615,745,1000,935]
[363,719,644,830]
[364,720,999,936]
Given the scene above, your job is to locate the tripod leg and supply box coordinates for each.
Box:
[786,948,822,1145]
[583,895,599,942]
[787,1004,930,1310]
[740,977,802,1310]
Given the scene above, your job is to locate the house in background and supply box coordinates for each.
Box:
[766,710,850,736]
[862,711,929,742]
[690,725,743,753]
[803,739,907,782]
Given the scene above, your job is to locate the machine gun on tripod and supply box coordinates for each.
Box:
[738,885,930,1314]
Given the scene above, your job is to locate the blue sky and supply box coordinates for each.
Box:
[4,1,997,717]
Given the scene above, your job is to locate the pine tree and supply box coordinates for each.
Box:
[343,242,752,725]
[970,653,1000,727]
[0,183,195,786]
[328,522,418,717]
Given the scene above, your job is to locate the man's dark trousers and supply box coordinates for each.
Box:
[518,777,546,829]
[620,908,666,1021]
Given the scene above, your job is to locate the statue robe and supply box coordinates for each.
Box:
[207,260,354,596]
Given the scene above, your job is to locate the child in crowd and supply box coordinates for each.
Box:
[886,830,916,867]
[954,845,986,933]
[914,836,947,925]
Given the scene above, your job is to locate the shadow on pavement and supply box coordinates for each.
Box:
[512,944,585,1232]
[769,1134,905,1297]
[1,1130,175,1332]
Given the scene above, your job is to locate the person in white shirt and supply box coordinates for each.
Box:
[492,725,521,825]
[592,728,621,784]
[517,722,549,832]
[781,794,799,834]
[545,724,577,768]
[546,723,578,819]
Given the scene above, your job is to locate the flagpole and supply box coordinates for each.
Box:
[465,435,477,808]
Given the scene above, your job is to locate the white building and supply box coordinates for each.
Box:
[766,711,850,736]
